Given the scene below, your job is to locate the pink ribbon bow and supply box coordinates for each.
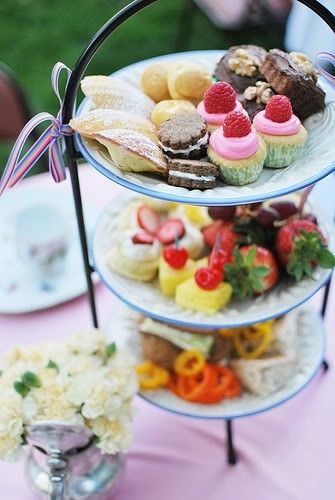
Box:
[316,51,335,86]
[0,62,73,196]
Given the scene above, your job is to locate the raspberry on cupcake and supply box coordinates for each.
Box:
[208,111,266,186]
[197,82,245,132]
[253,95,308,168]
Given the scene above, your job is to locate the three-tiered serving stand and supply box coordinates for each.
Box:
[61,0,334,465]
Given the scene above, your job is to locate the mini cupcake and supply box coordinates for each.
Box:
[253,95,308,168]
[208,111,266,186]
[197,82,245,132]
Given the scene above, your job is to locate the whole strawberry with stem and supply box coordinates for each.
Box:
[276,218,335,281]
[224,245,279,298]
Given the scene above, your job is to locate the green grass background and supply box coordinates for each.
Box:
[0,0,285,173]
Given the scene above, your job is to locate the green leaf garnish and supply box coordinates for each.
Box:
[106,342,116,358]
[22,371,41,388]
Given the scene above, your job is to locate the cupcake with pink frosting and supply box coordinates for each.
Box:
[197,82,245,132]
[208,111,266,185]
[253,95,307,168]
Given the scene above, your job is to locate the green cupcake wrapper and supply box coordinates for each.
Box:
[264,143,305,169]
[219,159,264,186]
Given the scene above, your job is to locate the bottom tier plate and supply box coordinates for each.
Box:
[106,302,325,420]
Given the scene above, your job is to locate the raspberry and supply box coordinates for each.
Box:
[265,95,293,123]
[203,82,236,114]
[223,111,251,138]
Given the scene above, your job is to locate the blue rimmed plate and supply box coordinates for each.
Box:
[75,50,335,207]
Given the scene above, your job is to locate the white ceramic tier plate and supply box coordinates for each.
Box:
[75,50,335,206]
[92,193,333,329]
[106,304,324,419]
[0,188,98,314]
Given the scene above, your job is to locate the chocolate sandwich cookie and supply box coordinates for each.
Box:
[167,158,219,189]
[215,45,267,94]
[158,113,208,160]
[260,49,325,120]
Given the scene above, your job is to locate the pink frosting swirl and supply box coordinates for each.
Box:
[197,100,244,126]
[253,110,301,136]
[209,127,259,160]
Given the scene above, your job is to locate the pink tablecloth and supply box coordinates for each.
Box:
[0,166,334,500]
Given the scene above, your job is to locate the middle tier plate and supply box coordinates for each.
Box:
[92,193,333,328]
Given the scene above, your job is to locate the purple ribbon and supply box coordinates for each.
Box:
[316,51,335,85]
[0,62,73,196]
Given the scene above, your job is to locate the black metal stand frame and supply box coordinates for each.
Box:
[60,0,335,466]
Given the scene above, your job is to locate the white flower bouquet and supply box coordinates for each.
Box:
[0,329,138,461]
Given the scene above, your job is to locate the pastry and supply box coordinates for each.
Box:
[141,62,170,102]
[94,129,168,175]
[108,230,160,282]
[167,158,219,190]
[167,62,212,104]
[170,204,212,229]
[156,215,204,259]
[69,109,157,142]
[242,81,275,120]
[158,113,208,160]
[151,99,196,127]
[197,82,246,132]
[175,266,232,315]
[159,244,195,296]
[215,45,267,93]
[253,95,307,168]
[208,111,266,185]
[260,49,325,120]
[80,75,155,119]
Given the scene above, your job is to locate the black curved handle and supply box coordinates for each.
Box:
[62,0,335,124]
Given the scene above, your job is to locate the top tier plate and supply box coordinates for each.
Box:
[75,50,335,206]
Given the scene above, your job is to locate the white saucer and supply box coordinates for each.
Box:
[75,50,335,206]
[0,188,98,314]
[92,193,333,329]
[106,304,324,420]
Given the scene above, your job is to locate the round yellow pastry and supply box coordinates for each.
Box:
[167,62,212,104]
[141,63,171,102]
[151,99,196,127]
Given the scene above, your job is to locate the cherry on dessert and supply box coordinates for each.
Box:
[195,267,223,290]
[137,205,160,235]
[265,95,293,123]
[163,246,188,269]
[223,111,251,138]
[203,82,236,114]
[208,248,232,273]
[132,231,154,245]
[157,218,186,245]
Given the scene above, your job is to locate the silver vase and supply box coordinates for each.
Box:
[25,422,124,500]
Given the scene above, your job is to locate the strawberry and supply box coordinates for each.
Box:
[275,218,335,281]
[202,221,239,254]
[208,248,232,273]
[203,82,236,114]
[223,111,251,138]
[224,245,279,297]
[265,95,292,123]
[137,205,160,235]
[163,246,188,269]
[157,218,185,245]
[132,231,154,245]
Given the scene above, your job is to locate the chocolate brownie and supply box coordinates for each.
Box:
[260,49,325,120]
[215,45,267,94]
[167,158,219,189]
[158,113,208,160]
[241,80,275,120]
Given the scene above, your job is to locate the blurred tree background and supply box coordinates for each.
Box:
[0,0,285,172]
